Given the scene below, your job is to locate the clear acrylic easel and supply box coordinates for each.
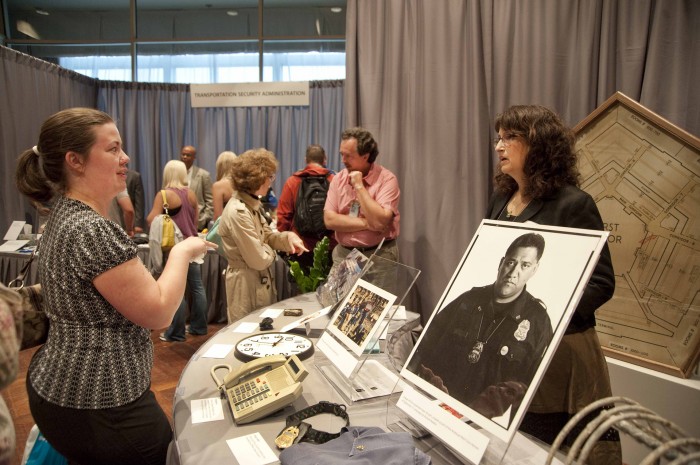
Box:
[315,254,420,405]
[385,382,535,465]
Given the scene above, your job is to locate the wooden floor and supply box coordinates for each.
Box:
[2,323,226,465]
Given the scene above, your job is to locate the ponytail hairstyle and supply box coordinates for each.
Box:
[15,107,114,212]
[215,151,237,181]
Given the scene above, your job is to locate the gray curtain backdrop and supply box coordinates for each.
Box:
[0,47,97,234]
[2,0,698,323]
[100,80,346,225]
[0,47,345,235]
[345,0,700,320]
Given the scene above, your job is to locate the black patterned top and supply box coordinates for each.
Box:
[29,196,151,409]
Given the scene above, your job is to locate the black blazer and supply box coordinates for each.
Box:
[486,184,615,333]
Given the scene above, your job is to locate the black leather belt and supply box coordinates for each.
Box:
[275,401,349,449]
[341,238,395,252]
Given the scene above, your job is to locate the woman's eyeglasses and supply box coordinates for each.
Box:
[493,133,519,148]
[268,174,276,182]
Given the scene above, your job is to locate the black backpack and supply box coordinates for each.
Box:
[294,174,331,238]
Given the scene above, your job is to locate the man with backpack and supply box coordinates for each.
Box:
[277,144,336,270]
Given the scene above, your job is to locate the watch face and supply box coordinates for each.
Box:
[234,332,314,361]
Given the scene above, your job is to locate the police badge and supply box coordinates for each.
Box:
[514,319,530,341]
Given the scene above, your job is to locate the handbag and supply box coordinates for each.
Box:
[205,217,226,257]
[7,247,49,350]
[22,425,67,465]
[160,190,176,251]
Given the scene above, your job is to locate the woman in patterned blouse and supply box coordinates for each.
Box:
[15,108,215,465]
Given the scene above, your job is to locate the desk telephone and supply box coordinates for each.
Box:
[210,354,308,424]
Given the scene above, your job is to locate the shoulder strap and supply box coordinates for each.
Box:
[8,242,39,290]
[161,190,169,215]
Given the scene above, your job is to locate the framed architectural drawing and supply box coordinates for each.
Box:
[574,92,700,378]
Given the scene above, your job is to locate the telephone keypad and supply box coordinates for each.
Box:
[231,378,271,412]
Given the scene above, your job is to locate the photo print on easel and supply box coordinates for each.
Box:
[400,220,608,444]
[316,248,370,307]
[327,279,397,357]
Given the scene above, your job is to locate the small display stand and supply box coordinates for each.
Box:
[385,385,515,465]
[386,384,561,465]
[314,254,420,405]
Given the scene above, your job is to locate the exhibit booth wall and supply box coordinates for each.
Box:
[1,0,699,327]
[1,46,97,232]
[344,0,699,320]
[0,45,345,246]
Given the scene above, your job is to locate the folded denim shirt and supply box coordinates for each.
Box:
[279,426,431,465]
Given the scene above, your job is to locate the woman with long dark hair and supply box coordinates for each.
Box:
[487,105,621,464]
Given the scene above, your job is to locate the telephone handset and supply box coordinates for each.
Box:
[211,354,308,424]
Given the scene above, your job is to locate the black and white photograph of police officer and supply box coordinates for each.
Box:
[406,232,553,427]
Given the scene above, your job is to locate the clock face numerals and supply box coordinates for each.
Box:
[234,333,314,361]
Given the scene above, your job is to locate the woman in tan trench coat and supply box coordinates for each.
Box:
[218,148,307,323]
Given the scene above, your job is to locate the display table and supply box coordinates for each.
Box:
[0,250,39,287]
[170,293,554,465]
[607,357,700,464]
[171,293,383,464]
[0,247,293,324]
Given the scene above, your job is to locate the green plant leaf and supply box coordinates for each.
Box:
[287,236,332,293]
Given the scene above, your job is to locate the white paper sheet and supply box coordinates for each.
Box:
[0,240,29,252]
[3,221,25,241]
[232,322,259,333]
[226,433,278,465]
[259,308,283,319]
[317,332,358,378]
[201,343,233,359]
[320,359,404,401]
[190,398,225,424]
[391,305,407,320]
[280,305,332,333]
[397,386,489,464]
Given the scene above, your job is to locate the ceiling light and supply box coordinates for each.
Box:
[226,10,238,16]
[330,7,342,13]
[17,20,41,39]
[35,7,50,16]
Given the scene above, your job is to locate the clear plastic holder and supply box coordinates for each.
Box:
[385,392,471,465]
[314,254,421,406]
[384,383,521,465]
[385,382,557,465]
